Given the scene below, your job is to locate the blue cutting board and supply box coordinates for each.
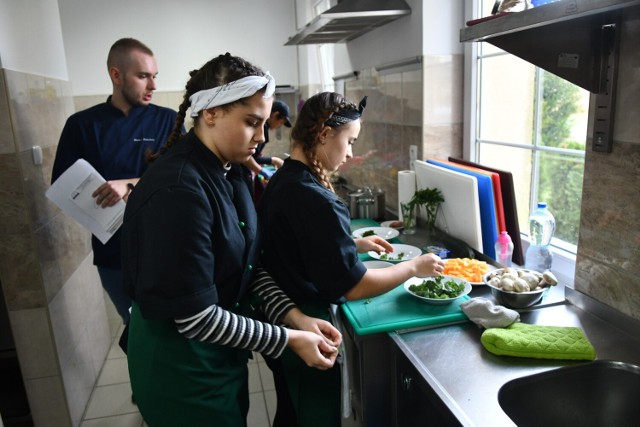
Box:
[427,159,499,259]
[342,286,470,335]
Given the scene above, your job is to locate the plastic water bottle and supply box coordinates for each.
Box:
[525,202,555,272]
[495,231,514,267]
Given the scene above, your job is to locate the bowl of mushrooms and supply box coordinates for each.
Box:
[482,267,558,309]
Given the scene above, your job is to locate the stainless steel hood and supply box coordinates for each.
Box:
[285,0,411,45]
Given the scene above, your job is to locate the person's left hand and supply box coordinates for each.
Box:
[355,236,393,254]
[271,157,284,168]
[92,180,129,208]
[287,329,339,369]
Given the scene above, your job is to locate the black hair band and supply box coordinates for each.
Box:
[325,96,368,127]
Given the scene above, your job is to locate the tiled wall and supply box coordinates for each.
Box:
[337,54,464,216]
[574,14,640,320]
[0,69,112,427]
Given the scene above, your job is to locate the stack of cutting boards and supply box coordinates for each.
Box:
[414,159,522,264]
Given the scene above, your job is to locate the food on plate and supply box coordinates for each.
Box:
[380,252,406,261]
[443,258,490,282]
[388,220,403,228]
[407,276,466,299]
[361,230,375,237]
[485,267,558,293]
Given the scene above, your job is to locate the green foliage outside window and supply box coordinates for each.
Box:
[537,72,585,245]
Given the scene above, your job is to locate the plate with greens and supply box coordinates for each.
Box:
[352,226,399,240]
[368,243,421,262]
[403,275,472,305]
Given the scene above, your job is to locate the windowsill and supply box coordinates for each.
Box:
[520,237,576,288]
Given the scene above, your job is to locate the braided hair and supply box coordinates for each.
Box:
[147,53,266,162]
[291,92,359,192]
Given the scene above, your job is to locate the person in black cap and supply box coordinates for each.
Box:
[242,99,292,201]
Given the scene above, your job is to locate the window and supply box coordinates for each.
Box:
[465,1,590,283]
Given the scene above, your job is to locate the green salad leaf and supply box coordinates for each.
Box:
[408,276,465,299]
[380,252,405,261]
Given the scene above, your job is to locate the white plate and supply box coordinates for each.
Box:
[442,258,497,286]
[403,275,472,305]
[352,226,400,240]
[380,220,404,230]
[363,260,394,269]
[368,243,421,262]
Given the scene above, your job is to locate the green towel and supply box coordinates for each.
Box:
[481,322,596,360]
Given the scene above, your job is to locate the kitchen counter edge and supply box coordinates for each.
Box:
[390,286,640,426]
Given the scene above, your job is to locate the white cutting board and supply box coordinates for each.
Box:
[414,160,483,253]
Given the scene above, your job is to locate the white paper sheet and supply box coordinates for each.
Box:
[46,159,125,244]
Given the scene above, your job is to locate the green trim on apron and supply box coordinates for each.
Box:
[281,302,342,427]
[128,304,251,427]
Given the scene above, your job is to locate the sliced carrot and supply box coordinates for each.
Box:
[443,258,489,283]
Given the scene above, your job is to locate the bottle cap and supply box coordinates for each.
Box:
[497,231,512,256]
[497,231,512,244]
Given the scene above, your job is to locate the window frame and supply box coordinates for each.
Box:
[463,0,581,286]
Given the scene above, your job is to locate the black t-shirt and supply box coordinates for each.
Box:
[121,130,259,319]
[257,158,366,305]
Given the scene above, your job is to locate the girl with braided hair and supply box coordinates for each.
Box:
[257,92,445,426]
[121,54,341,426]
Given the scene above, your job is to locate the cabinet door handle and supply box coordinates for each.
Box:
[401,373,413,391]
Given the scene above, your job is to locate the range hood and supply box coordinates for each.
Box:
[285,0,411,45]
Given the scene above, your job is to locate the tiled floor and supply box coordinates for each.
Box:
[79,326,277,427]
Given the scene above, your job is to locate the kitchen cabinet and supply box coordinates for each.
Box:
[460,0,640,152]
[392,344,465,426]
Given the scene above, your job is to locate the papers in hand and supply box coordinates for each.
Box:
[46,159,125,244]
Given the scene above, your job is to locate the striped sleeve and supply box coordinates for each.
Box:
[250,268,296,324]
[174,304,289,358]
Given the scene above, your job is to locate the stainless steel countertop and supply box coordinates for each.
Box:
[390,287,640,426]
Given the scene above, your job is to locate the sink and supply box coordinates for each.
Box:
[498,360,640,427]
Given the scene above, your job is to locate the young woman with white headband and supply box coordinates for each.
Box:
[257,92,445,426]
[121,53,341,426]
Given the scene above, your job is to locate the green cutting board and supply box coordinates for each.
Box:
[347,218,471,335]
[342,286,470,335]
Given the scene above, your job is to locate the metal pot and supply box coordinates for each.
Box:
[348,187,386,220]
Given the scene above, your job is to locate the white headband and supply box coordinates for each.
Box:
[189,73,276,117]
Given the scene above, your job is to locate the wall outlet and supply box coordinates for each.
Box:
[409,145,418,170]
[32,145,43,165]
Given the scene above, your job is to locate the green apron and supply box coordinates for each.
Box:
[280,302,341,427]
[128,304,251,427]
